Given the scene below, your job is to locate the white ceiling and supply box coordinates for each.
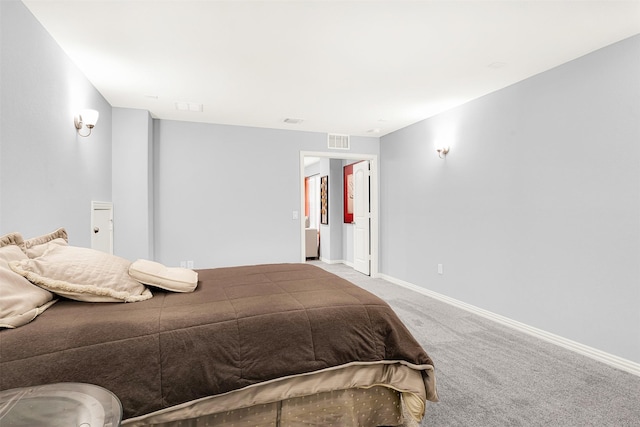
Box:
[23,0,640,137]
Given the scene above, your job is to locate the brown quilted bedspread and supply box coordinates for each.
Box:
[0,263,434,419]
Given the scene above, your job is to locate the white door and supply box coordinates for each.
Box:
[91,201,113,254]
[353,161,370,275]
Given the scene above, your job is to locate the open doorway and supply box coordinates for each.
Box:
[299,151,379,277]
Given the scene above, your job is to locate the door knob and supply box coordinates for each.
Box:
[93,227,100,233]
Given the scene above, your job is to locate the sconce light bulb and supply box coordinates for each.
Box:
[74,115,83,130]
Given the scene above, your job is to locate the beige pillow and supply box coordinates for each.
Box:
[0,231,58,327]
[23,228,68,258]
[10,245,152,303]
[0,243,29,270]
[1,236,57,328]
[0,268,57,328]
[0,267,57,328]
[24,238,68,258]
[0,232,25,251]
[129,259,198,293]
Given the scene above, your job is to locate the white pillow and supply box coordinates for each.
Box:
[129,259,198,293]
[10,245,152,303]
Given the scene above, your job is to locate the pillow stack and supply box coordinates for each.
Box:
[2,227,199,329]
[10,244,153,303]
[0,227,162,329]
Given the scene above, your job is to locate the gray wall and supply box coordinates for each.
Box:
[380,35,640,363]
[153,119,378,268]
[0,0,112,245]
[112,108,153,260]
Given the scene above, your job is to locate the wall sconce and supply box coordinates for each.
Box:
[74,109,99,137]
[436,147,450,159]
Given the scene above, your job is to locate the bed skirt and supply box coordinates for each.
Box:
[122,362,434,426]
[125,386,405,427]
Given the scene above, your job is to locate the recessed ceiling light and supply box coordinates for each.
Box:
[367,128,381,134]
[283,118,304,124]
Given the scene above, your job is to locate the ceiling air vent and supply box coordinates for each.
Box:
[175,102,203,112]
[328,133,350,150]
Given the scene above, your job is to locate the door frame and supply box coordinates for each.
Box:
[299,151,379,277]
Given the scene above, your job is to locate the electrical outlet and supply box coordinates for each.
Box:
[187,260,194,268]
[180,261,186,268]
[438,264,443,275]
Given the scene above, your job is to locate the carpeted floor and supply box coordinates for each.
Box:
[311,261,640,427]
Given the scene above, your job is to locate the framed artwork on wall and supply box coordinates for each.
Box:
[320,175,329,225]
[343,164,354,223]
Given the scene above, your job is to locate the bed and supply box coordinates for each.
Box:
[0,231,438,426]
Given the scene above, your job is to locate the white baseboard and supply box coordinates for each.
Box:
[319,258,353,268]
[378,273,640,377]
